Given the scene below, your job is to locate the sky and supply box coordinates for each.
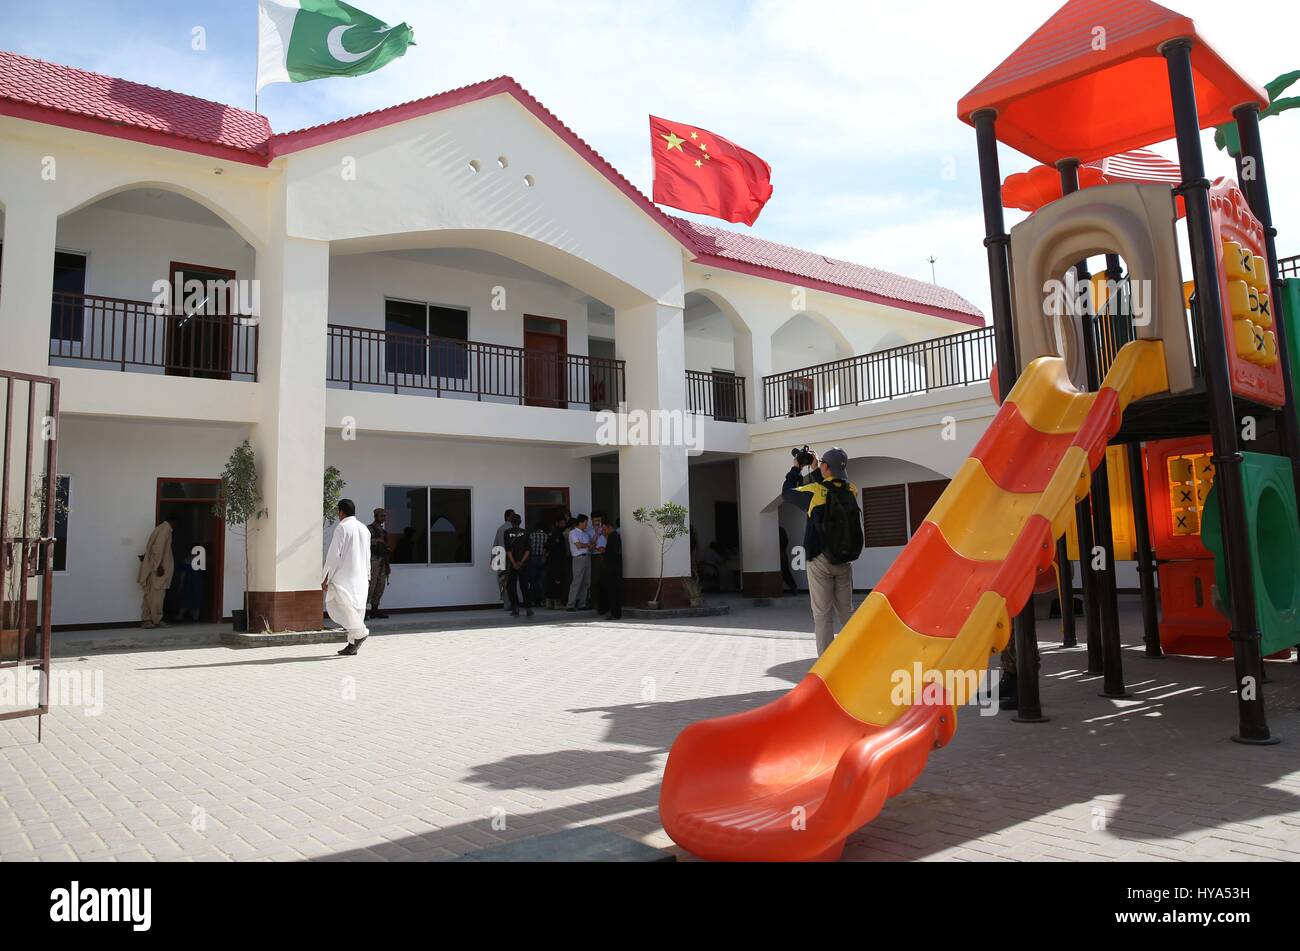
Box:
[2,0,1299,317]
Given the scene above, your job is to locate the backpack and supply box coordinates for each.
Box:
[821,481,864,565]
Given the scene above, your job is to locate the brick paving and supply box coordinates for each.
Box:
[1,596,1298,862]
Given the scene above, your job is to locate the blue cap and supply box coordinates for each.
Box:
[822,447,849,480]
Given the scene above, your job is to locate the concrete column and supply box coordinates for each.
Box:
[615,300,692,606]
[245,231,330,632]
[733,326,772,424]
[0,198,58,374]
[737,451,786,597]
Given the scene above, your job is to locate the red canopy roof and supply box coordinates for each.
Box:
[958,0,1267,165]
[1002,148,1185,214]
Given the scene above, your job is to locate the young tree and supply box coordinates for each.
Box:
[323,466,346,526]
[213,440,266,621]
[632,502,689,606]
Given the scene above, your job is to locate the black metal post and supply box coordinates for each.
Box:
[1127,441,1163,656]
[1166,40,1274,744]
[1056,535,1077,647]
[1235,105,1300,527]
[975,109,1045,722]
[1077,498,1103,671]
[1060,159,1121,684]
[974,111,1017,402]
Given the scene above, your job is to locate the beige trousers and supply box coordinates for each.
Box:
[807,554,854,655]
[141,581,167,626]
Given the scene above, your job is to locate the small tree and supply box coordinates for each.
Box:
[633,502,689,606]
[323,466,346,527]
[4,474,69,607]
[213,440,266,618]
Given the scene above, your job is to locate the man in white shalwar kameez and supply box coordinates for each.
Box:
[323,499,372,656]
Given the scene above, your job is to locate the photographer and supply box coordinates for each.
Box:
[781,446,862,655]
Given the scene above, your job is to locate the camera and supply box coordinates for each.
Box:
[792,445,816,468]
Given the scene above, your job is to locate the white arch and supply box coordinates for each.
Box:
[54,180,266,254]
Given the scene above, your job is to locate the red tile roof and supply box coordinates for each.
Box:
[674,217,985,324]
[0,50,270,162]
[0,50,983,324]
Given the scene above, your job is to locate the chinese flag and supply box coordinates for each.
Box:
[650,116,773,226]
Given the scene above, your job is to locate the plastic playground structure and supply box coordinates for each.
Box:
[659,0,1300,862]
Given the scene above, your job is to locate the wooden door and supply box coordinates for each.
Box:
[523,316,568,408]
[166,262,236,380]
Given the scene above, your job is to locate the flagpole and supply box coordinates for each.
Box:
[253,0,260,113]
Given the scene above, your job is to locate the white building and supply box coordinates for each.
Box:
[0,51,994,631]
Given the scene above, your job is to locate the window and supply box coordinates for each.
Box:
[907,480,950,535]
[50,251,87,342]
[787,377,814,417]
[384,298,469,381]
[862,484,908,548]
[862,479,953,548]
[383,486,472,565]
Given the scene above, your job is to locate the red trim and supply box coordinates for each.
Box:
[2,57,979,319]
[0,100,270,167]
[690,253,988,327]
[269,77,698,253]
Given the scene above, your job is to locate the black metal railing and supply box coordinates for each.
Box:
[763,326,995,420]
[685,370,747,422]
[1279,254,1300,280]
[327,323,625,410]
[49,291,258,380]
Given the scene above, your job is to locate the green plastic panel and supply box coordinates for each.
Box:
[1202,452,1300,656]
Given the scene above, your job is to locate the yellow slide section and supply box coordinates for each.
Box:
[813,340,1168,726]
[661,340,1169,862]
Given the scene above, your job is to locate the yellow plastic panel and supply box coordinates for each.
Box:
[1252,255,1270,291]
[1005,357,1095,435]
[1228,280,1253,321]
[925,459,1039,562]
[812,593,961,728]
[1224,240,1254,284]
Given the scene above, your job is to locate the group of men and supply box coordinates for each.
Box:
[493,508,624,620]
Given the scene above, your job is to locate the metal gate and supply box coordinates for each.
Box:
[0,370,60,739]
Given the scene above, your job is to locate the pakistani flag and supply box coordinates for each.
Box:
[257,0,415,92]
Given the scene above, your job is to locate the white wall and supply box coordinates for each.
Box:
[683,336,737,374]
[326,433,592,609]
[52,417,249,627]
[56,204,255,303]
[328,251,588,352]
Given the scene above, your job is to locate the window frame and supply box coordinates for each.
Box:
[383,296,471,382]
[381,483,476,567]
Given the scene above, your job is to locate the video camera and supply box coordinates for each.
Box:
[792,445,816,468]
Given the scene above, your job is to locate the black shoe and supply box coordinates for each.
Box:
[526,609,534,617]
[338,643,359,656]
[566,607,576,613]
[998,672,1019,711]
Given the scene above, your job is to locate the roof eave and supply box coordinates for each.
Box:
[0,99,270,167]
[690,253,986,327]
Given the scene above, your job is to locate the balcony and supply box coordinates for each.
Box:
[49,292,259,381]
[685,370,747,422]
[763,327,995,420]
[326,323,625,411]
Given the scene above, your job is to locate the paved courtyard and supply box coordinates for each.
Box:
[2,596,1299,862]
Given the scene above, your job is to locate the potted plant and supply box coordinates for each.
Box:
[632,502,689,609]
[213,440,266,633]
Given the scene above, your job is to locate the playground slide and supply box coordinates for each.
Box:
[659,339,1170,862]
